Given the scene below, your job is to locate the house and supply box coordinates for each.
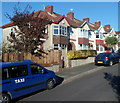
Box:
[67,15,90,51]
[88,21,105,53]
[104,24,118,51]
[1,5,119,54]
[116,31,120,50]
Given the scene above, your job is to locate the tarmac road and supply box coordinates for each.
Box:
[17,63,119,102]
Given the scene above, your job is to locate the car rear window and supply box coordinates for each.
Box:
[97,53,110,57]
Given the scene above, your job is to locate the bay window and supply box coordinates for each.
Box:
[53,26,59,35]
[53,25,67,36]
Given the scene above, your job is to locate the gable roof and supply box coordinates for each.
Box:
[88,22,101,31]
[116,31,120,34]
[103,27,112,33]
[0,22,14,28]
[0,7,86,29]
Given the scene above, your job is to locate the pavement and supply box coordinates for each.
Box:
[56,63,106,84]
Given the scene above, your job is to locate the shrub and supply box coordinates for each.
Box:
[67,50,97,60]
[87,50,97,57]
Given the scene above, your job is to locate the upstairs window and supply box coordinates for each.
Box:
[53,26,59,35]
[60,26,67,36]
[96,34,99,38]
[68,27,73,36]
[100,34,104,39]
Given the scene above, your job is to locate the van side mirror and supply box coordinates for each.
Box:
[41,69,45,74]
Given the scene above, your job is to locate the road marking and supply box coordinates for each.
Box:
[62,66,107,84]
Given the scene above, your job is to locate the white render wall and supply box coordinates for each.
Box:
[3,27,12,44]
[89,31,96,50]
[43,24,53,50]
[69,27,78,50]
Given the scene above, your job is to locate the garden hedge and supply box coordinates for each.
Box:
[67,50,97,60]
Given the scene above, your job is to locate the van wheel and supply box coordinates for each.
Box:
[2,93,11,103]
[109,61,113,66]
[46,79,55,90]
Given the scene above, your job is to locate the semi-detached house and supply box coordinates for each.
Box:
[116,31,120,49]
[88,21,105,53]
[1,5,120,54]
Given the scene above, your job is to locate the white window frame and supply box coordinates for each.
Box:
[60,44,67,49]
[60,26,67,36]
[53,44,59,50]
[53,25,59,35]
[97,45,104,52]
[79,29,88,39]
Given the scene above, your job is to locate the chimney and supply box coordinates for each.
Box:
[95,21,101,26]
[83,18,90,22]
[104,25,110,29]
[67,12,74,19]
[45,5,53,14]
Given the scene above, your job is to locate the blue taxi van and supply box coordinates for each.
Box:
[0,60,58,102]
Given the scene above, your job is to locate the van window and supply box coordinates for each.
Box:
[31,65,43,74]
[2,67,10,80]
[10,65,28,78]
[0,68,2,80]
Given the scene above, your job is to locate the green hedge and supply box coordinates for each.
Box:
[87,50,97,57]
[67,50,97,60]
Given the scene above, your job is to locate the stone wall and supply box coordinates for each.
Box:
[45,65,60,72]
[45,57,95,73]
[70,57,94,68]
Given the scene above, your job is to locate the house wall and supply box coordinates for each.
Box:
[53,35,68,44]
[89,31,96,50]
[43,24,53,50]
[77,23,90,50]
[69,27,77,50]
[3,26,13,44]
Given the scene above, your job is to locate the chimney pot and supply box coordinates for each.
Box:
[83,18,90,22]
[95,21,101,26]
[67,12,74,19]
[45,5,53,14]
[104,25,110,29]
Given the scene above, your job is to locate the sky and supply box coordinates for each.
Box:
[0,1,119,44]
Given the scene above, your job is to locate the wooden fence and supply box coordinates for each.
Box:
[2,50,62,66]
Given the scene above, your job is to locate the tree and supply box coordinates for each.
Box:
[105,36,118,47]
[6,4,52,57]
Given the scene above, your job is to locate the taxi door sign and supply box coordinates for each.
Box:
[15,78,25,84]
